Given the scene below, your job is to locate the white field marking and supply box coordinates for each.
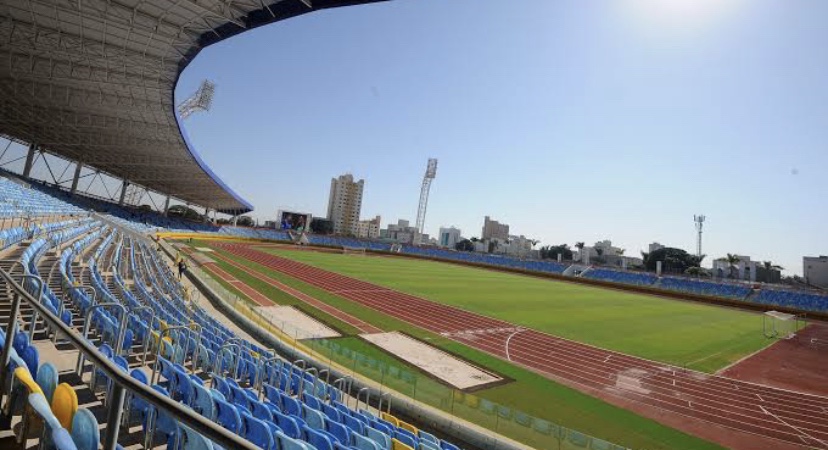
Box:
[756,393,765,402]
[672,379,676,386]
[760,405,828,448]
[441,327,523,338]
[604,355,612,363]
[504,328,526,362]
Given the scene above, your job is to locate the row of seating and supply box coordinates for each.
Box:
[657,277,753,300]
[0,177,85,217]
[581,269,658,286]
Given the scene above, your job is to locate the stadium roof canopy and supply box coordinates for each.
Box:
[0,0,386,214]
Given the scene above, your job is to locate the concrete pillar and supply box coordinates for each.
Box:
[118,180,129,206]
[557,253,562,263]
[656,261,663,276]
[622,257,628,270]
[163,196,171,216]
[70,162,83,194]
[22,144,37,178]
[232,215,238,226]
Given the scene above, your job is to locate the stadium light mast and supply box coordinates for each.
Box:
[415,158,438,237]
[694,214,706,258]
[177,80,216,119]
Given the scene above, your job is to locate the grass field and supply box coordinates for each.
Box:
[260,247,771,373]
[190,241,726,450]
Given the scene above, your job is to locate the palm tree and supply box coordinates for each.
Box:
[726,253,741,278]
[617,248,626,256]
[575,242,585,251]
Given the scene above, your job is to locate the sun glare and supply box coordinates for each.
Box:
[620,0,743,31]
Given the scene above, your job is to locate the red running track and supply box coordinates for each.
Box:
[216,243,828,449]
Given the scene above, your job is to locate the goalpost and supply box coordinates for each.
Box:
[762,311,804,339]
[342,246,366,256]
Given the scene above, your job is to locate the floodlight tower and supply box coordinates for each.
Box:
[415,158,438,235]
[694,214,706,258]
[177,80,216,119]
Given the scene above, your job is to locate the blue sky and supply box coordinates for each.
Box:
[176,0,828,275]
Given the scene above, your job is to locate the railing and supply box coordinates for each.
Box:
[0,268,260,450]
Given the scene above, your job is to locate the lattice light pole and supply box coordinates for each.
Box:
[694,214,706,258]
[177,80,216,119]
[415,158,438,235]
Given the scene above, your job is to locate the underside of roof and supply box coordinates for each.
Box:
[0,0,387,214]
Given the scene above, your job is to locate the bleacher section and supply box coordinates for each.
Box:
[401,246,569,274]
[658,277,752,300]
[0,204,471,449]
[754,288,828,313]
[582,269,657,287]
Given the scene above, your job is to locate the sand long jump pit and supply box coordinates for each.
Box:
[257,306,341,340]
[361,332,503,390]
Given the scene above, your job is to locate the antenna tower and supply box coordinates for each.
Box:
[415,158,438,235]
[177,80,216,119]
[694,214,706,257]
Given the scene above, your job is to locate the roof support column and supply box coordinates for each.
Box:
[232,215,238,226]
[163,196,171,216]
[70,162,84,194]
[22,143,37,178]
[119,180,129,206]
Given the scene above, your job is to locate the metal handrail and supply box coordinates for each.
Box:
[0,269,259,450]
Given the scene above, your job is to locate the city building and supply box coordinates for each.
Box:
[438,226,462,248]
[712,255,758,281]
[804,256,828,288]
[381,219,420,245]
[326,173,364,236]
[356,215,381,239]
[648,242,665,253]
[481,216,509,241]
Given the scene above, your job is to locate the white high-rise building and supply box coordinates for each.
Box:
[804,256,828,288]
[327,173,364,236]
[438,227,462,248]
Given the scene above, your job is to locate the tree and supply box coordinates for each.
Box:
[595,247,604,257]
[645,247,702,273]
[763,261,784,272]
[575,242,585,251]
[236,215,254,227]
[617,248,626,256]
[470,237,480,243]
[540,244,573,261]
[167,204,202,221]
[455,239,475,252]
[725,253,741,278]
[685,267,710,278]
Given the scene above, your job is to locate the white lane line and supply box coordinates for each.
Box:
[756,393,764,402]
[760,405,828,448]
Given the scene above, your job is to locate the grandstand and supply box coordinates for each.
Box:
[0,193,478,450]
[1,0,827,448]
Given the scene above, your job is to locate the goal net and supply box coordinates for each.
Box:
[342,246,366,256]
[762,311,803,339]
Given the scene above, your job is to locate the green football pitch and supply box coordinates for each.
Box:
[260,247,771,373]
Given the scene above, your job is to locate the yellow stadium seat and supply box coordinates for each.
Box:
[381,412,400,427]
[391,438,415,450]
[399,419,418,435]
[51,383,78,430]
[14,367,43,395]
